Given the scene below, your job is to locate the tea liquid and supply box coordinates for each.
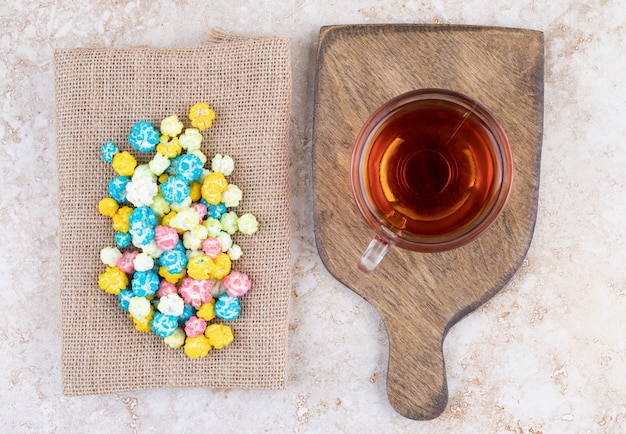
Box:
[365,99,498,236]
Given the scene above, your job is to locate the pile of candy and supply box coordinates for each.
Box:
[97,103,258,359]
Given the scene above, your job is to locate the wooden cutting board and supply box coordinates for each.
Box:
[312,25,543,420]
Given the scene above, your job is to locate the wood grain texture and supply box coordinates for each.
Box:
[312,25,544,420]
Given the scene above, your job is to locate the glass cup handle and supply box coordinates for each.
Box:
[358,235,390,273]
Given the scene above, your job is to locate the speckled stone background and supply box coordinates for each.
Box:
[2,1,625,433]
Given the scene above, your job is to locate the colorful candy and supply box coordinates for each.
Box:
[98,103,258,358]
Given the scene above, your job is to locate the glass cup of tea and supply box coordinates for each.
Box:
[351,88,514,273]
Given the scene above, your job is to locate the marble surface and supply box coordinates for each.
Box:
[2,1,625,432]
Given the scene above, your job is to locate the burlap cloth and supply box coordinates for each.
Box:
[54,32,292,395]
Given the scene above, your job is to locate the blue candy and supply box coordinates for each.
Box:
[128,120,159,152]
[114,231,132,248]
[117,289,133,311]
[214,294,240,321]
[150,312,178,338]
[129,206,157,227]
[101,142,119,163]
[161,176,190,204]
[159,246,188,274]
[108,176,130,203]
[175,154,203,183]
[178,303,196,325]
[206,202,227,219]
[131,270,160,297]
[129,224,154,246]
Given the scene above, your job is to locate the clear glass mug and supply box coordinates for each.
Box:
[351,89,514,273]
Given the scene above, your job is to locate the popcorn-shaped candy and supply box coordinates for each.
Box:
[131,270,160,297]
[182,231,203,251]
[170,197,192,213]
[214,294,240,321]
[190,150,207,165]
[112,206,134,233]
[213,252,232,280]
[142,240,163,259]
[161,176,190,204]
[187,255,216,280]
[223,271,251,297]
[116,251,138,274]
[202,237,222,259]
[238,213,258,235]
[211,154,234,176]
[227,244,242,261]
[160,115,184,137]
[161,211,177,229]
[189,182,202,202]
[154,225,179,251]
[157,292,185,317]
[156,136,182,158]
[220,211,239,235]
[189,103,215,130]
[203,217,222,237]
[108,176,130,203]
[150,194,171,217]
[129,206,157,228]
[163,327,186,348]
[191,203,207,222]
[190,224,208,241]
[101,142,119,163]
[201,172,228,205]
[126,176,158,207]
[133,316,152,333]
[100,246,122,267]
[112,151,137,176]
[148,152,170,176]
[196,299,216,321]
[198,168,211,183]
[129,224,155,247]
[222,184,242,208]
[133,252,154,272]
[98,197,119,217]
[132,164,157,182]
[129,120,160,152]
[206,203,227,220]
[184,335,211,359]
[118,289,133,311]
[179,278,213,308]
[151,312,178,338]
[184,316,207,338]
[156,280,178,298]
[115,231,132,248]
[204,323,234,349]
[98,266,128,295]
[128,296,152,322]
[158,266,186,284]
[178,303,195,324]
[175,154,203,183]
[179,128,203,152]
[159,245,188,275]
[169,207,199,232]
[215,231,233,252]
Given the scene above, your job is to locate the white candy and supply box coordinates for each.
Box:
[133,252,154,272]
[126,177,158,207]
[148,152,170,176]
[157,293,184,317]
[222,184,242,208]
[100,246,122,267]
[227,244,242,261]
[211,154,234,176]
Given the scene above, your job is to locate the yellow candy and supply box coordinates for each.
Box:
[189,103,215,130]
[196,299,216,322]
[187,255,215,280]
[159,266,186,284]
[156,136,182,158]
[111,151,137,176]
[189,182,202,202]
[112,206,134,233]
[132,315,152,333]
[98,266,128,295]
[201,172,228,205]
[204,324,234,349]
[98,197,119,217]
[184,335,211,358]
[213,252,232,280]
[158,173,169,184]
[163,327,186,348]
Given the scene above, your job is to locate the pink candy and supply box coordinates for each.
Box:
[156,280,178,298]
[154,225,179,251]
[202,237,222,259]
[184,316,207,337]
[116,251,138,274]
[179,278,213,308]
[191,203,207,223]
[223,271,251,297]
